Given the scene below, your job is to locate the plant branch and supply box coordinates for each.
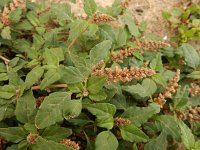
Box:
[68,28,87,50]
[16,84,68,95]
[0,55,10,64]
[31,84,67,90]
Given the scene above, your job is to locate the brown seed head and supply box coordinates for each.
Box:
[111,48,138,63]
[177,106,200,122]
[92,63,156,83]
[154,70,180,108]
[92,14,114,24]
[114,117,131,127]
[27,133,39,145]
[188,83,200,96]
[60,139,80,150]
[135,39,171,51]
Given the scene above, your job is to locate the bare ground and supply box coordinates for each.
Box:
[32,0,200,38]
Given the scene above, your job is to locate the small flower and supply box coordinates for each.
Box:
[154,70,180,108]
[114,117,131,127]
[60,139,80,150]
[92,14,114,24]
[27,133,39,145]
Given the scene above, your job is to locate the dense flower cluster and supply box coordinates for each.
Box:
[114,117,131,127]
[0,0,25,26]
[111,48,138,63]
[92,62,156,83]
[27,133,39,145]
[135,39,171,51]
[92,13,114,23]
[188,83,200,96]
[154,70,180,108]
[177,106,200,122]
[60,139,80,150]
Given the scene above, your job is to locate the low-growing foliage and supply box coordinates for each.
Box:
[0,0,200,150]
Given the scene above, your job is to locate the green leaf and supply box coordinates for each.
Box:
[68,83,84,93]
[122,103,160,126]
[89,90,107,101]
[123,79,157,98]
[99,24,116,42]
[84,23,98,37]
[43,48,59,66]
[40,69,61,90]
[15,90,37,123]
[24,123,37,133]
[144,132,167,150]
[15,20,33,31]
[87,76,107,94]
[63,99,82,120]
[0,127,26,143]
[26,11,40,27]
[121,15,140,37]
[150,53,163,72]
[31,136,71,150]
[194,140,200,150]
[123,84,146,98]
[95,131,118,150]
[70,53,91,77]
[156,115,181,140]
[84,0,97,16]
[90,40,112,65]
[182,43,200,68]
[0,85,16,99]
[152,73,167,87]
[120,124,149,142]
[9,8,22,23]
[35,92,71,129]
[41,126,72,142]
[51,4,72,21]
[1,26,11,40]
[142,78,157,97]
[0,104,15,121]
[178,120,195,149]
[115,28,127,48]
[32,34,45,50]
[187,71,200,79]
[0,63,6,73]
[173,87,189,110]
[0,73,8,81]
[25,66,44,89]
[86,103,116,129]
[68,20,89,43]
[13,39,31,53]
[59,66,85,84]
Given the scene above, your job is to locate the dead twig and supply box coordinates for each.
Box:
[0,55,10,64]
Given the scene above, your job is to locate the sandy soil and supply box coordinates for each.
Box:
[32,0,200,38]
